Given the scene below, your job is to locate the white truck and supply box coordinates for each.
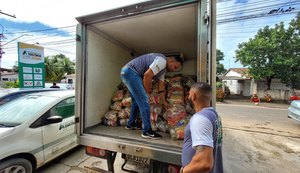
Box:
[75,0,216,172]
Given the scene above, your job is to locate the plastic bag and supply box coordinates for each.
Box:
[163,104,187,126]
[104,110,118,122]
[110,101,122,111]
[118,118,128,126]
[169,125,186,140]
[112,90,124,102]
[151,122,158,131]
[150,105,162,123]
[103,118,118,127]
[118,108,130,119]
[168,94,185,105]
[156,117,169,132]
[122,91,132,107]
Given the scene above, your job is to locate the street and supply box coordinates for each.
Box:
[38,103,300,173]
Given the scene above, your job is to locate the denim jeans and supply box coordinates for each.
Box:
[120,66,151,133]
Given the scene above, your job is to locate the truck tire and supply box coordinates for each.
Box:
[0,158,33,173]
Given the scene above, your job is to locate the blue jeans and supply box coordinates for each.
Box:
[120,66,151,133]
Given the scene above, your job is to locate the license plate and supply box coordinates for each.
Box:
[125,154,150,165]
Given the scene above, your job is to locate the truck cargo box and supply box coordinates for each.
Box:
[75,0,216,169]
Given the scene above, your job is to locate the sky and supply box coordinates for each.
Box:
[0,0,299,69]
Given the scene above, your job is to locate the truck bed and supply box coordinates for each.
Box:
[86,124,183,150]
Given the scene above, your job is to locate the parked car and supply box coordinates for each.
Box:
[288,100,300,122]
[0,90,77,172]
[0,88,63,105]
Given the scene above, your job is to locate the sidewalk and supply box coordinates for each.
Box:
[218,95,290,109]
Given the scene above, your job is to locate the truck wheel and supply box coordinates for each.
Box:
[0,158,33,173]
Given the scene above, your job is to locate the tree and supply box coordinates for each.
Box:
[216,49,227,75]
[276,13,300,89]
[44,54,75,82]
[235,13,300,90]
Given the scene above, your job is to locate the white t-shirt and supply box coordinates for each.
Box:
[149,56,167,81]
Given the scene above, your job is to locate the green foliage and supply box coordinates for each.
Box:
[3,80,19,88]
[276,13,300,89]
[45,54,75,82]
[216,81,223,89]
[217,49,227,75]
[235,13,300,89]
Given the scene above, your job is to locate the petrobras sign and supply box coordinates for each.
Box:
[19,43,44,64]
[18,42,45,88]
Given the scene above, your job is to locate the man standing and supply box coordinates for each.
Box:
[50,82,60,88]
[120,53,183,139]
[181,82,223,173]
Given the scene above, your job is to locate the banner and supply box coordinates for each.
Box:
[18,42,45,88]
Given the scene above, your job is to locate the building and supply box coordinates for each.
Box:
[0,68,17,81]
[222,68,253,96]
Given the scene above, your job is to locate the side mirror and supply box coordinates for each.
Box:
[46,116,63,125]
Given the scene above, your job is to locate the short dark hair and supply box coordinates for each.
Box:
[172,55,184,65]
[191,82,212,101]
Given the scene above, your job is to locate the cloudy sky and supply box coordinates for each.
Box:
[0,0,299,69]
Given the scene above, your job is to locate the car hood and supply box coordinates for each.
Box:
[0,127,15,138]
[291,100,300,108]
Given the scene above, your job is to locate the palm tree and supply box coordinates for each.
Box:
[44,54,75,82]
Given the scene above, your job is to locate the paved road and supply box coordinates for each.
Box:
[217,103,300,137]
[38,103,300,173]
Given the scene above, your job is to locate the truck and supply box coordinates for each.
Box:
[75,0,216,172]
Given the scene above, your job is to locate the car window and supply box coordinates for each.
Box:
[49,97,75,119]
[0,95,57,127]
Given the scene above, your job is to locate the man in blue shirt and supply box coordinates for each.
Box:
[181,82,223,173]
[120,53,183,139]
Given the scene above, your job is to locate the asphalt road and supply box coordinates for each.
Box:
[217,103,300,137]
[38,103,300,173]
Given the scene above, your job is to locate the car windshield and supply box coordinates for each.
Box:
[0,95,57,127]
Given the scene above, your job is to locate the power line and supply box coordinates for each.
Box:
[218,10,300,24]
[0,10,16,18]
[217,0,295,13]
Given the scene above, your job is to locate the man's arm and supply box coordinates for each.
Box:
[143,68,154,95]
[182,145,214,173]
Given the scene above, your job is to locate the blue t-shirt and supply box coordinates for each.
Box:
[182,107,223,173]
[126,53,166,81]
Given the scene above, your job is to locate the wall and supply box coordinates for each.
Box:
[85,29,132,128]
[257,79,289,90]
[257,89,300,101]
[243,80,252,96]
[1,73,18,82]
[224,80,239,94]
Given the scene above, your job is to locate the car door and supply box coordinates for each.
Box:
[41,96,77,161]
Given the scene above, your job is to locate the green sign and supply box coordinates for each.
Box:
[18,42,45,88]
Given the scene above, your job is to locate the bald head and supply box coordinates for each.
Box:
[189,82,212,103]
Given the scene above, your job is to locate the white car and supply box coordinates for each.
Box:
[0,90,77,172]
[288,100,300,122]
